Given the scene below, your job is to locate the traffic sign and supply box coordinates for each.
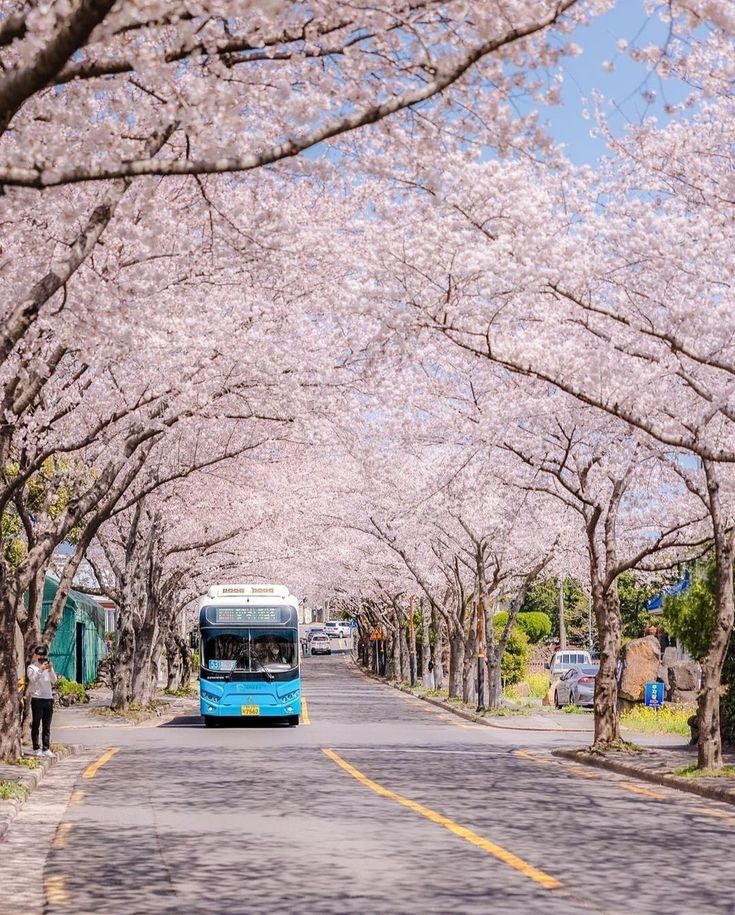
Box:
[644,681,665,708]
[369,628,383,641]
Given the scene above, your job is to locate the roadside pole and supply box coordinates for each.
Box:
[408,595,417,686]
[558,577,567,650]
[476,595,486,712]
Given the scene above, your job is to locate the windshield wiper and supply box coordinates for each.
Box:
[251,657,274,682]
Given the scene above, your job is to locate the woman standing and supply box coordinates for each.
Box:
[27,645,58,757]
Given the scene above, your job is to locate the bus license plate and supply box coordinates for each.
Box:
[241,705,260,716]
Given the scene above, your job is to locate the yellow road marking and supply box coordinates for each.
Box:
[52,822,73,849]
[322,748,563,890]
[69,789,85,805]
[619,783,666,800]
[691,806,735,822]
[82,747,119,779]
[566,766,598,780]
[45,875,69,905]
[301,698,311,726]
[514,749,553,766]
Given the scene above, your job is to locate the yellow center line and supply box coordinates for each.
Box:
[69,789,85,805]
[301,697,311,725]
[52,822,73,849]
[45,874,69,905]
[82,747,120,779]
[322,748,563,891]
[619,783,667,800]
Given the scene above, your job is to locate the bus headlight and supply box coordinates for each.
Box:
[280,689,299,703]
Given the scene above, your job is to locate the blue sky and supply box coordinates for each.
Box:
[547,3,691,163]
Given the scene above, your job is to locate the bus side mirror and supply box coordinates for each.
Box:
[189,632,199,649]
[544,662,550,670]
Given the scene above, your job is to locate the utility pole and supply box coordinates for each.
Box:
[408,595,417,686]
[558,576,567,650]
[476,593,486,712]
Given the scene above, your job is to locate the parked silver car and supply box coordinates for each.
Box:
[554,664,599,708]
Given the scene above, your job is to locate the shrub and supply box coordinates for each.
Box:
[493,611,552,644]
[55,677,89,706]
[501,626,530,686]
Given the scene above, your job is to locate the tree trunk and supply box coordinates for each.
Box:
[432,608,445,690]
[592,584,622,747]
[421,603,432,687]
[111,618,135,711]
[462,630,477,704]
[447,632,464,699]
[0,589,22,760]
[698,461,735,769]
[131,626,157,706]
[488,649,503,708]
[400,624,411,681]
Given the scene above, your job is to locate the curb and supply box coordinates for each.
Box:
[0,744,84,842]
[348,657,593,734]
[553,748,735,807]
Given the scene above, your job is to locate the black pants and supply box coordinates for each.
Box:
[31,697,54,751]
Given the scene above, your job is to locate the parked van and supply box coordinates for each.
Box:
[547,649,593,680]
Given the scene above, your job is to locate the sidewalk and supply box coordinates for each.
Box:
[554,745,735,806]
[0,745,82,842]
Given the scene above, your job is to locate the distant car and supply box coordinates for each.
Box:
[547,649,593,680]
[554,665,599,708]
[309,633,331,655]
[307,626,326,641]
[325,620,351,638]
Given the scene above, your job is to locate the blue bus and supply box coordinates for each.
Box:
[198,584,301,727]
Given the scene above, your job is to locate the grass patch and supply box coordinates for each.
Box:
[481,706,534,717]
[14,756,40,769]
[673,764,735,779]
[505,672,551,702]
[561,704,590,714]
[589,738,643,753]
[620,704,695,736]
[89,699,167,723]
[0,780,29,801]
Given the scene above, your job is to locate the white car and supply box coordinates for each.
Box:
[309,633,332,655]
[548,649,593,680]
[324,621,351,638]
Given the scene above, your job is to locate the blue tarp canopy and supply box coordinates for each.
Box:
[646,570,691,612]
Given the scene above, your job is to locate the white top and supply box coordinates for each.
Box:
[26,662,58,699]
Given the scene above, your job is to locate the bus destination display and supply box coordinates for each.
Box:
[212,607,283,624]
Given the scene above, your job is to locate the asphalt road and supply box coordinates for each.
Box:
[4,655,735,915]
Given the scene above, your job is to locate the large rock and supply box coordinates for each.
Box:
[670,688,698,705]
[619,636,661,702]
[668,662,699,693]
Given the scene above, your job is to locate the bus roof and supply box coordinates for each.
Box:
[206,584,290,600]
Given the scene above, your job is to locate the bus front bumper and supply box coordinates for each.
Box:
[200,688,301,719]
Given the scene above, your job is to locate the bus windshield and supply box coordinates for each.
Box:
[202,628,297,675]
